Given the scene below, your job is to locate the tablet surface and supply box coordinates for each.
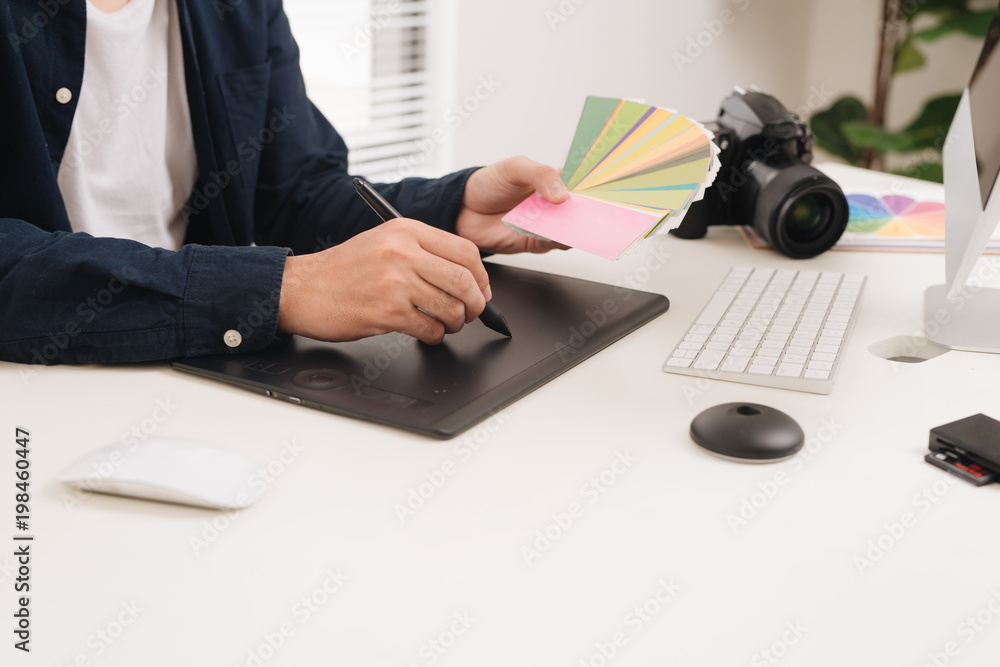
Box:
[172,262,669,438]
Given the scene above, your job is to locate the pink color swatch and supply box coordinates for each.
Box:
[503,193,660,260]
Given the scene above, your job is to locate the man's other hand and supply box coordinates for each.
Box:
[456,156,571,254]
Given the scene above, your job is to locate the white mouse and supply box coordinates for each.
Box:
[58,437,267,510]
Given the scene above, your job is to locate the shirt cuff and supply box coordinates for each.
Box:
[182,244,290,357]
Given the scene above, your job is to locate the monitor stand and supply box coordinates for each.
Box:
[924,88,1000,354]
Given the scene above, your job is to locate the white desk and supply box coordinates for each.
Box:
[5,228,1000,666]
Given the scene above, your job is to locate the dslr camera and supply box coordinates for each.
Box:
[671,87,849,259]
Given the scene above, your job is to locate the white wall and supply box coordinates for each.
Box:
[443,0,989,173]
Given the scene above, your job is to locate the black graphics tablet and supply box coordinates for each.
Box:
[172,262,669,438]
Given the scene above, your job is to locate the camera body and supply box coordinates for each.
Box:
[671,88,849,259]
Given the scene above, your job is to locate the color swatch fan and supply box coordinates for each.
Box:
[503,96,720,259]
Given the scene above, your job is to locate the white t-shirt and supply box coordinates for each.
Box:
[57,0,197,251]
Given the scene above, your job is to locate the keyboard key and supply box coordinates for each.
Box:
[818,336,843,346]
[684,333,709,343]
[679,341,703,350]
[693,350,726,370]
[715,326,740,336]
[738,332,763,342]
[786,346,812,356]
[761,340,785,349]
[690,325,714,335]
[730,348,754,358]
[765,332,789,343]
[748,365,775,375]
[757,348,782,358]
[782,354,808,365]
[815,344,839,354]
[776,363,804,378]
[721,356,750,372]
[812,352,837,362]
[706,342,731,352]
[804,369,830,380]
[807,360,833,371]
[695,291,738,326]
[752,355,778,367]
[666,357,693,368]
[711,333,735,344]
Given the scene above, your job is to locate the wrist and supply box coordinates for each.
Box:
[277,255,304,334]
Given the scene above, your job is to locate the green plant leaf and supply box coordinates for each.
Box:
[901,93,962,148]
[892,162,944,183]
[842,122,917,152]
[912,9,996,41]
[894,35,927,73]
[906,0,980,22]
[810,96,868,164]
[840,95,961,154]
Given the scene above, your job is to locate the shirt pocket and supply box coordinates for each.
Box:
[217,60,272,189]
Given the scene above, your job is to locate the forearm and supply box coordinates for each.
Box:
[0,219,289,364]
[253,163,480,255]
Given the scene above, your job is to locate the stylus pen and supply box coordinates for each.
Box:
[352,177,512,338]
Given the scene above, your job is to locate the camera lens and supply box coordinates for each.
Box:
[785,194,832,244]
[753,164,848,259]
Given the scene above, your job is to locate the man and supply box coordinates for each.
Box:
[0,0,568,364]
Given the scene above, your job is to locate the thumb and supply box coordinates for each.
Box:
[500,156,569,204]
[531,164,570,204]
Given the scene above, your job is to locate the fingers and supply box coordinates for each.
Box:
[499,156,569,204]
[406,219,491,296]
[414,253,487,324]
[402,308,447,345]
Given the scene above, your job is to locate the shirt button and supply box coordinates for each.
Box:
[55,87,73,104]
[223,329,243,348]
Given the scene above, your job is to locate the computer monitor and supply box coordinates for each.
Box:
[924,8,1000,353]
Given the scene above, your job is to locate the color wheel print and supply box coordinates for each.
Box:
[846,193,946,237]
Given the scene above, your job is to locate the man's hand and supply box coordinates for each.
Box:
[277,218,490,345]
[456,156,571,254]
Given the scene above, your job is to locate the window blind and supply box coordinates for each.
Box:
[282,0,439,182]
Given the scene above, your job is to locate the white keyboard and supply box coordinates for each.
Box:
[662,266,866,394]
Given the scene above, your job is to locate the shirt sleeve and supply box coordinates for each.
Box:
[0,218,289,364]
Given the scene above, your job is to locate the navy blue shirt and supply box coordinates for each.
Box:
[0,0,475,364]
